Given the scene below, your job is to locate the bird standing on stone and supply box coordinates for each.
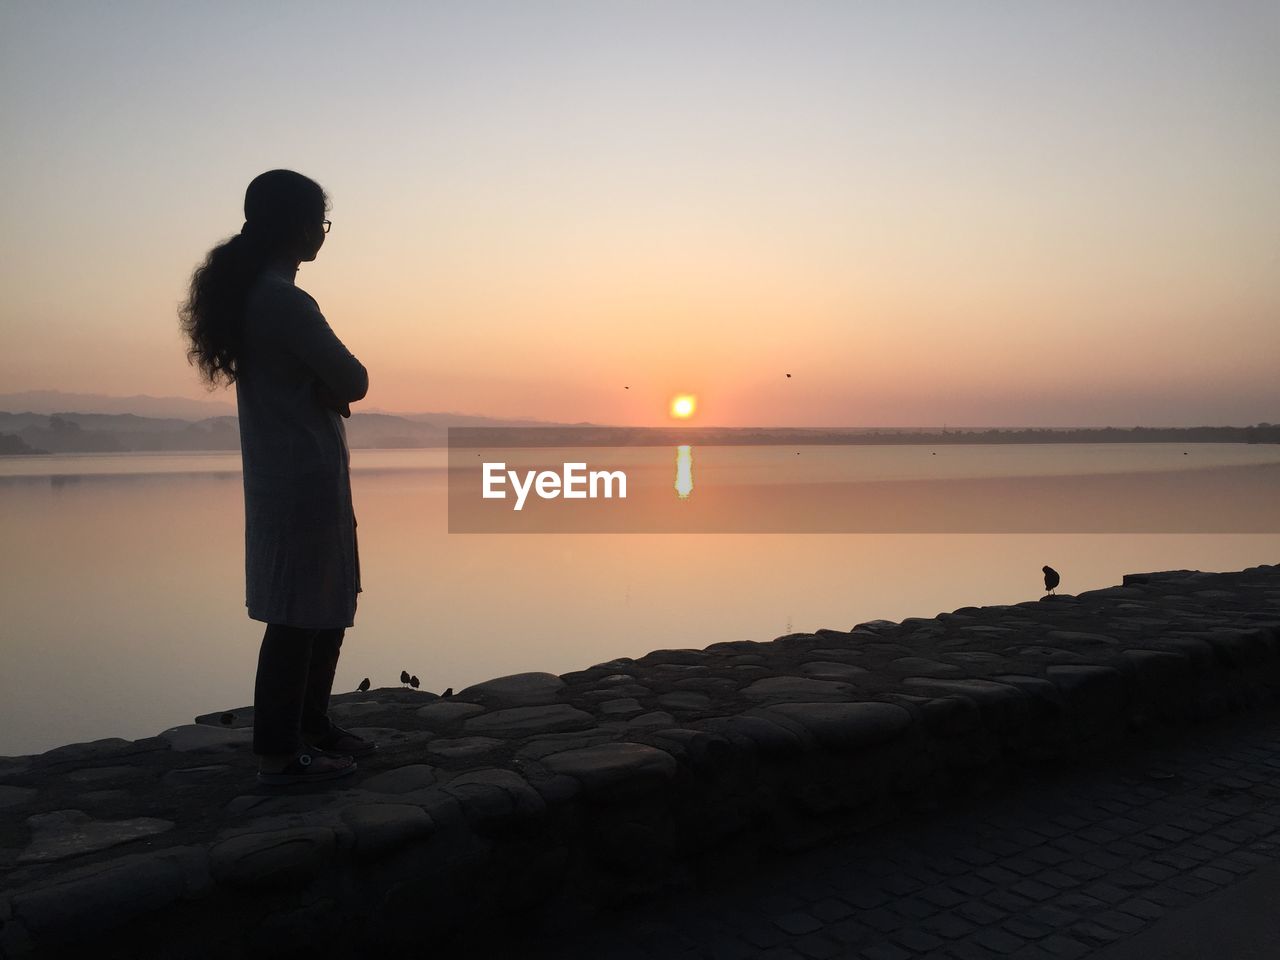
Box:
[357,677,370,693]
[442,687,453,698]
[1043,565,1060,595]
[400,670,411,685]
[409,675,420,689]
[219,712,235,726]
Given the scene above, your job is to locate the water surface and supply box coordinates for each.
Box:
[1,445,1277,755]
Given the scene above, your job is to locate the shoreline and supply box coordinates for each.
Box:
[1,563,1278,956]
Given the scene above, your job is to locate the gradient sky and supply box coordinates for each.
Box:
[1,1,1276,427]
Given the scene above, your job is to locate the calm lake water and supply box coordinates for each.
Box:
[2,444,1278,756]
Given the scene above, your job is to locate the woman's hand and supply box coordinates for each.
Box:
[312,379,352,418]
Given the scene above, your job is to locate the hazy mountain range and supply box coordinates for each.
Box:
[0,392,594,454]
[0,390,571,425]
[0,392,1275,455]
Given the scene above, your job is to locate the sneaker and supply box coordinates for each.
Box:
[256,747,357,786]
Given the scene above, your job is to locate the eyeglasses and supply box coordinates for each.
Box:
[321,219,332,234]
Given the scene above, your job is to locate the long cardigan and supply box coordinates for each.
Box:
[234,263,368,628]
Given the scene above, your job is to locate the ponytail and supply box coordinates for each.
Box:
[179,230,272,387]
[179,170,329,388]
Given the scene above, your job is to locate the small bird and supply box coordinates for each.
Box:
[442,687,453,698]
[624,386,629,389]
[219,712,235,726]
[357,677,370,693]
[1043,565,1060,595]
[785,373,791,378]
[400,670,411,685]
[409,675,420,689]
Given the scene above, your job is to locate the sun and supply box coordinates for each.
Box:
[670,394,696,419]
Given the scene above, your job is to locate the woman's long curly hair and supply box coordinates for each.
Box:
[180,170,330,387]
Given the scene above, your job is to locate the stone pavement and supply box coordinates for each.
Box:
[514,701,1280,960]
[2,565,1278,957]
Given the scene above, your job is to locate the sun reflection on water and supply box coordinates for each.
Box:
[674,444,693,499]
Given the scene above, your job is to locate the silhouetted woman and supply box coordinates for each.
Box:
[179,169,375,785]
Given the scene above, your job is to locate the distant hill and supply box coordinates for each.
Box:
[361,409,595,429]
[1,410,1276,455]
[0,390,238,419]
[0,410,600,454]
[446,424,1280,447]
[0,391,592,430]
[0,392,603,455]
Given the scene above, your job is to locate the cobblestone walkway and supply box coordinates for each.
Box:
[519,704,1280,960]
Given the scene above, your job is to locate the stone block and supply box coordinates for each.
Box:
[698,714,811,757]
[426,736,505,759]
[989,675,1065,719]
[1122,649,1196,712]
[888,657,962,676]
[18,809,175,864]
[11,850,191,946]
[441,767,547,823]
[456,672,567,707]
[340,803,435,861]
[157,724,251,752]
[799,661,869,680]
[1045,631,1120,647]
[161,764,230,787]
[0,784,37,810]
[901,678,1031,730]
[741,676,856,701]
[514,730,619,760]
[656,691,712,711]
[330,700,386,720]
[193,706,254,728]
[756,701,912,751]
[599,698,644,715]
[361,763,440,794]
[639,727,732,767]
[38,738,135,762]
[208,826,335,890]
[1157,635,1217,670]
[416,700,486,725]
[464,704,597,738]
[674,677,738,693]
[915,695,982,736]
[1206,628,1276,668]
[541,742,678,800]
[1045,665,1128,730]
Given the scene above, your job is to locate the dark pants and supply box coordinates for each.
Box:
[252,622,344,755]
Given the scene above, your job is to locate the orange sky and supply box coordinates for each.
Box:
[1,3,1276,426]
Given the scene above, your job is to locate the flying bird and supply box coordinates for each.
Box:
[1043,565,1060,595]
[409,675,420,689]
[400,670,411,685]
[357,677,370,693]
